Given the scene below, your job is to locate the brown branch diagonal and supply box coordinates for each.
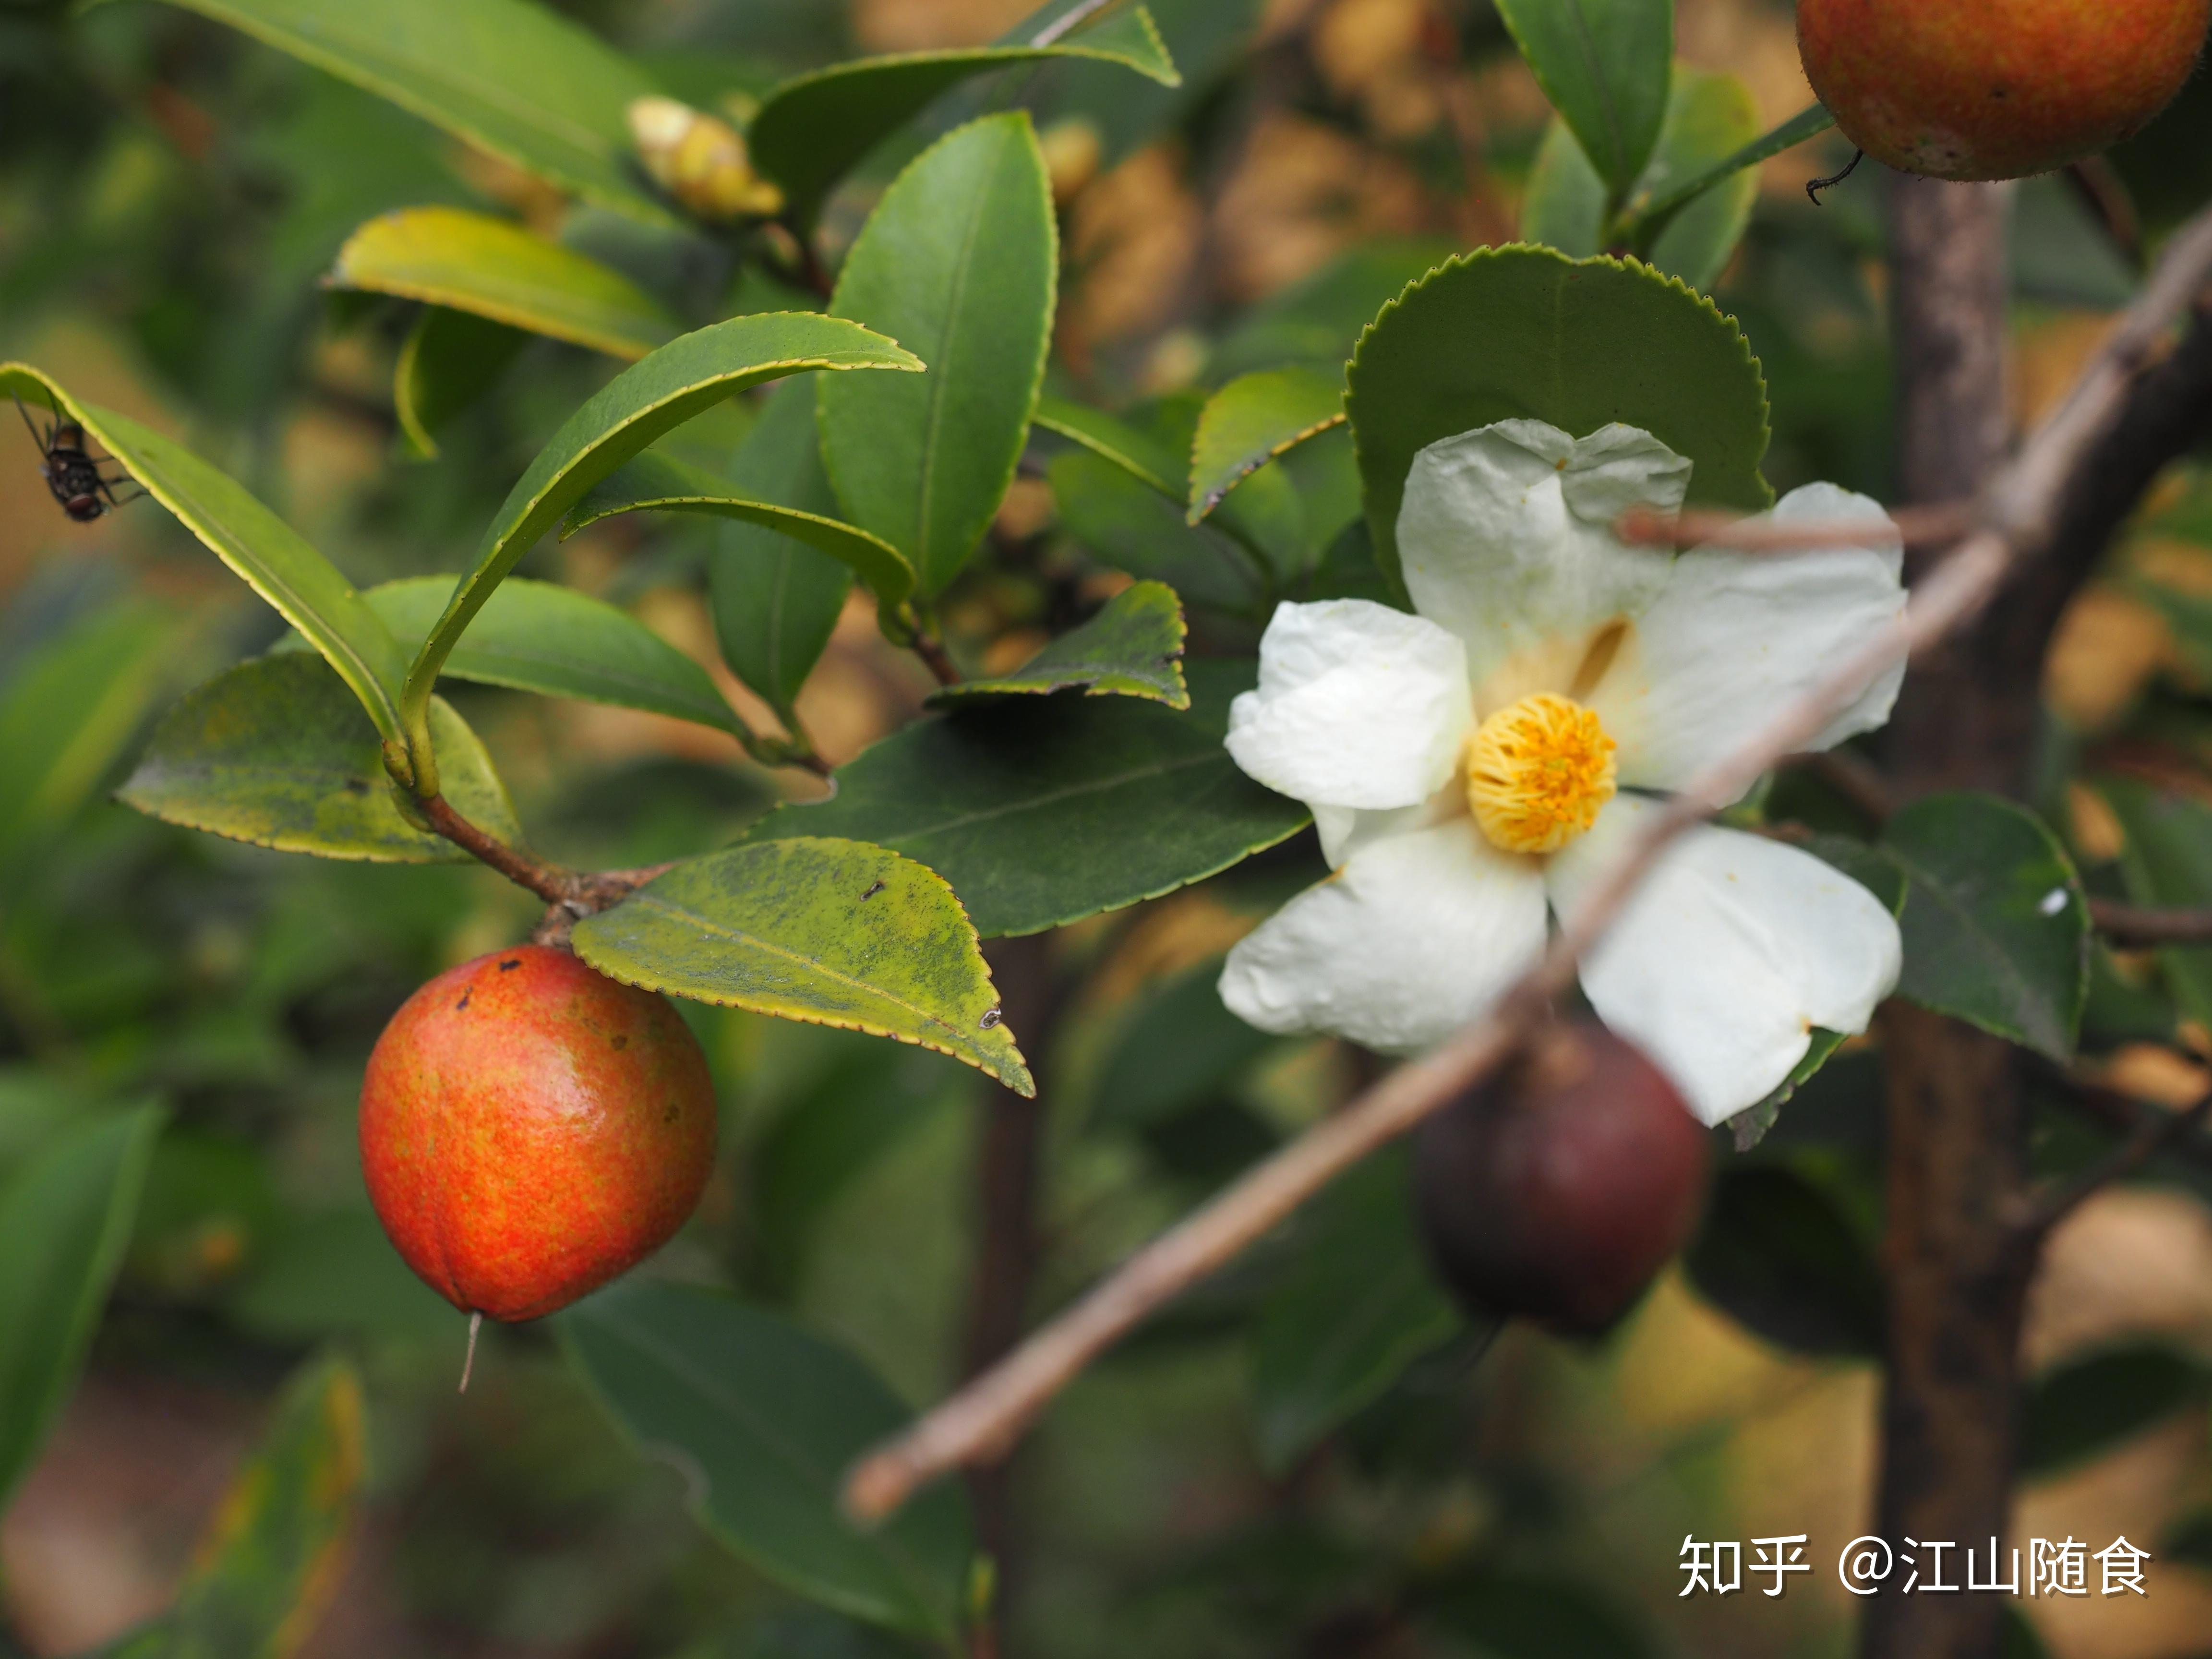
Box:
[838,202,2212,1527]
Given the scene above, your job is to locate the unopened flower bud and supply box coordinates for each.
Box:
[627,95,786,222]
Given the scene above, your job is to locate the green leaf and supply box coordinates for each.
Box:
[1882,792,2090,1061]
[330,206,681,360]
[1189,367,1346,523]
[1034,395,1184,497]
[749,1039,954,1296]
[0,600,182,876]
[745,660,1310,938]
[707,382,853,727]
[1343,247,1771,593]
[1729,1030,1847,1153]
[1524,68,1764,293]
[747,5,1179,231]
[401,313,923,781]
[356,576,743,734]
[127,0,673,223]
[1049,449,1270,615]
[1624,102,1837,248]
[1208,239,1457,382]
[1684,1165,1881,1358]
[159,1357,367,1659]
[1092,960,1275,1131]
[566,448,913,604]
[1250,1149,1470,1474]
[562,1278,975,1638]
[2097,776,2212,1031]
[819,114,1058,598]
[0,364,409,742]
[119,654,523,863]
[0,1104,164,1509]
[2020,1342,2209,1481]
[1493,0,1671,203]
[928,580,1188,709]
[571,838,1032,1094]
[393,307,529,460]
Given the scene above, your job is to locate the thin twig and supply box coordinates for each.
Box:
[418,795,576,906]
[909,629,962,688]
[1614,500,1971,552]
[2089,899,2212,947]
[418,793,670,920]
[838,197,2212,1526]
[2019,1086,2212,1236]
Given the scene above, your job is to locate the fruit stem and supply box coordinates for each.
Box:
[416,793,674,921]
[459,1310,482,1394]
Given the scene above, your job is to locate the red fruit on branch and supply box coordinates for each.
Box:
[1412,1020,1711,1335]
[360,945,717,1325]
[1798,0,2210,180]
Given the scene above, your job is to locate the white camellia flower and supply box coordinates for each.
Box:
[1219,418,1906,1127]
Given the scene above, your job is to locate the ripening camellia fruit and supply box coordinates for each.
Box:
[1413,1020,1711,1335]
[1797,0,2211,181]
[360,946,717,1332]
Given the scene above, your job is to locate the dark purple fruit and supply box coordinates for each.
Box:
[1412,1020,1711,1335]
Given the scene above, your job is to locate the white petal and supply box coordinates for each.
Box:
[1546,794,1902,1125]
[1588,484,1907,794]
[1221,820,1547,1055]
[1225,600,1473,811]
[1397,421,1689,697]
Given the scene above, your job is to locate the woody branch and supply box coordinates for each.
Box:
[839,200,2212,1528]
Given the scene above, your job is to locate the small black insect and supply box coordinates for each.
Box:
[15,393,143,522]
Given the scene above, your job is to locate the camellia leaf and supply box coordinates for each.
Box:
[747,4,1179,231]
[566,448,913,604]
[159,1355,367,1659]
[1524,67,1764,293]
[819,113,1058,598]
[1250,1149,1471,1475]
[0,363,409,742]
[563,1278,975,1639]
[929,581,1188,709]
[746,660,1310,938]
[2020,1342,2209,1481]
[0,599,183,877]
[123,0,673,223]
[1623,103,1836,251]
[572,837,1033,1094]
[1684,1164,1881,1358]
[1091,960,1277,1132]
[351,577,743,735]
[1188,366,1347,523]
[0,1104,165,1510]
[120,654,524,862]
[707,381,854,728]
[1049,450,1271,616]
[1208,239,1457,382]
[1493,0,1672,204]
[330,207,682,361]
[1034,395,1184,498]
[393,307,529,460]
[2096,775,2212,1031]
[1343,247,1772,591]
[399,313,922,783]
[1881,792,2090,1061]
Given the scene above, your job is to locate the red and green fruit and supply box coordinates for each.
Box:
[1798,0,2211,180]
[1413,1020,1711,1335]
[360,944,717,1322]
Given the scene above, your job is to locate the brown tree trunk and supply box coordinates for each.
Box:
[962,934,1065,1654]
[1861,175,2033,1659]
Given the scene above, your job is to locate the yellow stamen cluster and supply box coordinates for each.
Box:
[1463,693,1618,854]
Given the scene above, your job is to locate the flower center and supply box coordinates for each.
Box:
[1463,693,1618,854]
